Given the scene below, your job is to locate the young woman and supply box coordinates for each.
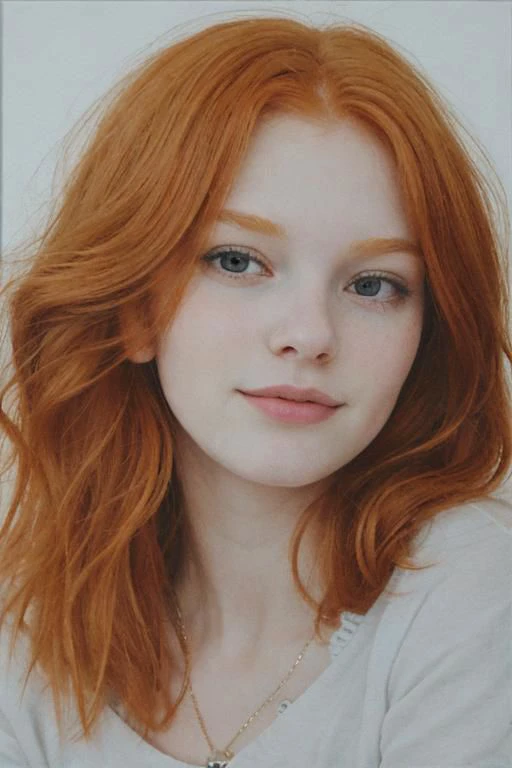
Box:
[0,16,510,768]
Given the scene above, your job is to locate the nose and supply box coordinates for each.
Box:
[268,283,337,364]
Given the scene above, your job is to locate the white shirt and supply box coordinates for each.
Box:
[0,496,511,767]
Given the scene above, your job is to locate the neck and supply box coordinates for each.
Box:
[169,441,331,660]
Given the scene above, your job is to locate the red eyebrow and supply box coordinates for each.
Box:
[218,209,422,259]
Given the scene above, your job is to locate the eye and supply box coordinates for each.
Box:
[200,247,411,304]
[348,273,411,302]
[200,247,268,278]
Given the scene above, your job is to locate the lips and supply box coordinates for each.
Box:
[239,392,341,424]
[239,385,341,407]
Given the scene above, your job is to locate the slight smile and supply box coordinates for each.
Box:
[238,391,342,425]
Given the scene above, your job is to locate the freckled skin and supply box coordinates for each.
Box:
[152,115,425,489]
[128,115,426,669]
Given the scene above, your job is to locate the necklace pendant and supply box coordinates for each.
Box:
[206,751,231,768]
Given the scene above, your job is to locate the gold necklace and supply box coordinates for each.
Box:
[172,594,316,768]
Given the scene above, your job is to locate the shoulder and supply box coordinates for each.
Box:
[376,494,511,648]
[377,493,511,675]
[0,610,31,695]
[399,494,511,586]
[0,613,41,764]
[0,606,72,766]
[377,494,512,662]
[376,496,512,762]
[0,611,47,724]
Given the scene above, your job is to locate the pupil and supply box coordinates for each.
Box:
[359,278,380,296]
[223,253,246,272]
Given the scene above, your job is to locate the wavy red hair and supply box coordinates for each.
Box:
[1,16,511,743]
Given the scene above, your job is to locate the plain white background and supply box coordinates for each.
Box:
[2,0,512,499]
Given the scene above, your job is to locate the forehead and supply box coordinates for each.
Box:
[222,115,415,245]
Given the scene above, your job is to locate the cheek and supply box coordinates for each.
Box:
[348,313,423,396]
[155,290,249,395]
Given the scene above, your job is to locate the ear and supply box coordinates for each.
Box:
[127,343,155,364]
[120,306,156,364]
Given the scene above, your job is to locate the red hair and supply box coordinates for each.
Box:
[1,16,511,743]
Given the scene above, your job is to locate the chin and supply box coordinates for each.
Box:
[227,462,341,488]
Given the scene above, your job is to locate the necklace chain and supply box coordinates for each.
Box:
[172,592,316,766]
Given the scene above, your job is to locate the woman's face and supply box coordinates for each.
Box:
[152,115,425,487]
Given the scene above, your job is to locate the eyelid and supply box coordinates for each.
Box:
[202,245,270,273]
[202,246,411,298]
[347,269,407,286]
[206,244,264,259]
[203,245,407,278]
[347,271,411,300]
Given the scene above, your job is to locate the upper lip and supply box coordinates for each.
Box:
[239,385,342,407]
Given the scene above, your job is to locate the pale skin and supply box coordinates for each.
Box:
[127,114,426,761]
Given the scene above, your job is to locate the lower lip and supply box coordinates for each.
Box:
[239,393,340,424]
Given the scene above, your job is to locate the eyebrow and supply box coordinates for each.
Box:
[217,208,422,259]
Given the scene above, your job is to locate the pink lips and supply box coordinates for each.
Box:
[239,392,341,424]
[240,385,341,407]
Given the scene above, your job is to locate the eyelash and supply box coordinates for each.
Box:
[201,246,412,303]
